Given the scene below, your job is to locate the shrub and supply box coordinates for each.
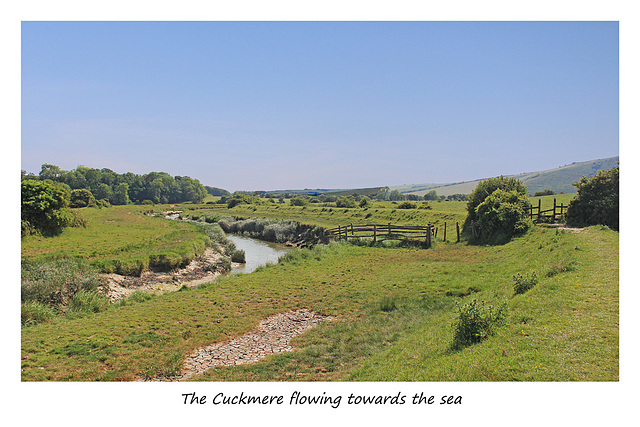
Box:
[96,198,111,208]
[231,249,246,263]
[218,218,299,243]
[513,272,538,295]
[290,196,308,206]
[466,176,528,224]
[69,189,96,208]
[397,201,417,209]
[359,197,371,208]
[21,179,73,236]
[227,194,262,208]
[452,299,507,349]
[565,166,618,230]
[474,189,533,243]
[335,196,356,208]
[534,189,555,196]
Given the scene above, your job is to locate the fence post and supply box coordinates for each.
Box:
[338,225,342,240]
[425,225,431,247]
[443,222,447,242]
[388,222,391,238]
[373,224,377,243]
[537,199,541,221]
[456,222,460,243]
[350,223,354,236]
[552,198,557,222]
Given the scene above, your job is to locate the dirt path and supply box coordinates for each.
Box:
[103,248,239,301]
[155,309,331,381]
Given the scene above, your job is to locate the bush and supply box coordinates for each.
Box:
[513,272,538,295]
[534,189,555,196]
[452,299,507,349]
[96,198,111,208]
[335,196,356,208]
[290,196,308,206]
[21,179,73,236]
[474,189,533,243]
[70,189,96,208]
[565,166,618,230]
[227,194,262,208]
[231,249,246,263]
[218,218,299,243]
[466,176,528,224]
[397,201,417,209]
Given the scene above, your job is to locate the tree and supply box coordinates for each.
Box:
[423,190,439,201]
[111,182,130,205]
[21,180,72,236]
[388,189,405,201]
[39,164,64,181]
[565,166,618,230]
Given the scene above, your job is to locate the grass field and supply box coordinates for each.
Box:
[21,216,618,381]
[185,199,469,231]
[21,204,208,275]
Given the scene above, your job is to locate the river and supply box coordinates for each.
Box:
[225,234,291,275]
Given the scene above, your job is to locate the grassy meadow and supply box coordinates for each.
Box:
[20,193,617,382]
[21,204,208,276]
[186,199,469,231]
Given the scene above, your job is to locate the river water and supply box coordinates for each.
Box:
[226,234,290,275]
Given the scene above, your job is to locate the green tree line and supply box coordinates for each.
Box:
[22,164,209,205]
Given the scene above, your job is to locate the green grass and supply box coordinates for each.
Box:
[21,225,618,381]
[185,199,469,233]
[21,205,208,275]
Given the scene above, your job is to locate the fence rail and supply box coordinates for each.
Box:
[525,198,566,223]
[326,222,461,247]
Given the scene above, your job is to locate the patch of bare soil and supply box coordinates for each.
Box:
[557,226,588,233]
[151,309,332,381]
[103,248,239,302]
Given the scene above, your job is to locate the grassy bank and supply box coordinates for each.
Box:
[21,225,618,381]
[21,205,209,276]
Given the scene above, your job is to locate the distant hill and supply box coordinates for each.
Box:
[508,157,619,195]
[392,156,619,197]
[253,156,618,197]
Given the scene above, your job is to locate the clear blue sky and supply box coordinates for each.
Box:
[21,21,619,191]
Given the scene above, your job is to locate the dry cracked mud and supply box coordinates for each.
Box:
[152,309,331,381]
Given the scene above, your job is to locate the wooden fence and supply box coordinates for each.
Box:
[326,222,462,247]
[525,198,566,223]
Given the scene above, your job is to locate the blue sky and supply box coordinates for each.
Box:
[21,21,619,191]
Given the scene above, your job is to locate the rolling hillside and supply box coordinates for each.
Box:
[392,156,619,197]
[250,156,618,198]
